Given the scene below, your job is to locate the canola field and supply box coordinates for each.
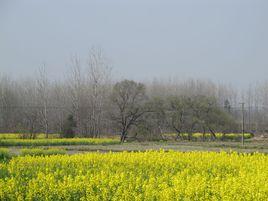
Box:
[0,138,119,147]
[164,133,253,140]
[0,133,60,139]
[0,151,267,201]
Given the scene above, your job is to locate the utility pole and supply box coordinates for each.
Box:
[240,102,245,145]
[248,104,251,132]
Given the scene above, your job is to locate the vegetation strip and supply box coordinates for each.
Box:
[21,148,66,156]
[0,133,60,139]
[0,148,12,162]
[0,138,120,147]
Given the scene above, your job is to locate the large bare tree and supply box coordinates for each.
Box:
[68,55,86,136]
[86,47,112,137]
[36,65,50,138]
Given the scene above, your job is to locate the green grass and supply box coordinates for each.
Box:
[21,148,66,156]
[0,148,12,162]
[0,138,120,147]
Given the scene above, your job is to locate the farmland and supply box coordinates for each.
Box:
[0,138,119,147]
[0,133,267,200]
[2,0,268,200]
[0,132,267,201]
[0,151,267,200]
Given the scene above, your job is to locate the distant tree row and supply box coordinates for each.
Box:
[1,48,268,141]
[110,80,238,142]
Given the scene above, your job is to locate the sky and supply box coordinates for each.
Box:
[0,0,268,87]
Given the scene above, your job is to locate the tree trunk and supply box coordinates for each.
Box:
[175,132,182,141]
[120,131,127,142]
[202,127,206,142]
[209,128,216,141]
[188,132,192,141]
[45,119,49,138]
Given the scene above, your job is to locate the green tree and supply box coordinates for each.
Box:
[61,114,77,138]
[135,97,167,141]
[110,80,147,142]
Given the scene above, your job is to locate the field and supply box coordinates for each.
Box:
[0,138,119,147]
[0,133,60,139]
[0,133,268,200]
[164,133,253,140]
[0,151,267,200]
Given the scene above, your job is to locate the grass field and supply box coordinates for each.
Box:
[61,140,268,154]
[2,140,268,158]
[0,133,266,155]
[0,151,267,200]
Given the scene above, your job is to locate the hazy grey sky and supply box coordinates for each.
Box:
[0,0,267,86]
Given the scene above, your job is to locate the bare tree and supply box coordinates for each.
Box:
[68,55,85,136]
[19,79,40,138]
[0,76,18,132]
[49,81,69,133]
[168,96,189,140]
[86,47,112,137]
[36,65,50,138]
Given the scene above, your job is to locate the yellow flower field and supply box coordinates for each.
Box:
[0,151,267,200]
[0,138,119,146]
[0,133,60,139]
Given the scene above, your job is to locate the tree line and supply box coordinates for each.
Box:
[1,48,268,142]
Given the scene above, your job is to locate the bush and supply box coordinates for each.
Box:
[21,148,66,156]
[61,114,76,138]
[0,148,12,161]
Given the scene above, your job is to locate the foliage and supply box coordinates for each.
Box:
[0,148,12,162]
[0,138,120,147]
[61,114,77,138]
[0,151,267,200]
[167,95,238,140]
[21,148,66,156]
[111,80,147,142]
[134,97,167,140]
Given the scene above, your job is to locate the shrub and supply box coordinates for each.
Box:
[0,148,12,161]
[21,148,66,156]
[61,114,76,138]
